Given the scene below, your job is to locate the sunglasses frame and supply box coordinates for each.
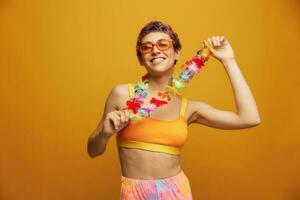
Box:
[139,39,174,55]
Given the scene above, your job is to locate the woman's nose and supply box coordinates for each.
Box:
[152,45,161,54]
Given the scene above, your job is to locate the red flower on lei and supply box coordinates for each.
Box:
[126,98,141,114]
[150,97,168,107]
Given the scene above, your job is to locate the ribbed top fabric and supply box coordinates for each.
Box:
[116,83,188,155]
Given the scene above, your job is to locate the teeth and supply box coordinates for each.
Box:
[152,58,165,64]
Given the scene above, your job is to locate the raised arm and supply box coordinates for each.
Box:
[87,84,124,158]
[188,36,261,129]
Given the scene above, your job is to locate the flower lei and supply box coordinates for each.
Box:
[126,46,213,121]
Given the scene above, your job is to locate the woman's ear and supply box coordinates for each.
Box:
[175,50,180,60]
[173,50,180,65]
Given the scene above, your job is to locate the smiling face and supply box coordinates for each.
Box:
[140,32,180,75]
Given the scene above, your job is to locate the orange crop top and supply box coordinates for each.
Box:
[116,83,188,155]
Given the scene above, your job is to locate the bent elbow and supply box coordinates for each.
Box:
[247,118,261,127]
[87,144,106,158]
[88,150,103,159]
[88,151,97,158]
[87,144,103,159]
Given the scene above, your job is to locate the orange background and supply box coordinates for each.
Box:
[1,0,299,199]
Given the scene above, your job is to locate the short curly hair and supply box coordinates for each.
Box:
[136,20,182,66]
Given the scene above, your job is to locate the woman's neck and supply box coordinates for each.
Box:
[146,71,173,93]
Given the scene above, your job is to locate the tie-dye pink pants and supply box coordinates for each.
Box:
[120,170,193,200]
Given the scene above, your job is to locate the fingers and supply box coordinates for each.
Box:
[211,36,220,47]
[203,40,208,48]
[220,36,226,43]
[207,38,213,47]
[119,110,129,123]
[108,109,130,131]
[211,36,217,46]
[118,110,124,123]
[204,35,226,48]
[119,109,130,123]
[107,112,120,130]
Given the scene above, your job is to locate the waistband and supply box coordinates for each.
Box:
[117,139,182,155]
[121,170,185,183]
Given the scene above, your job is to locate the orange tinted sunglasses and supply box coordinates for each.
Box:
[139,39,173,54]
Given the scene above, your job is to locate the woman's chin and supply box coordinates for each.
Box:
[149,63,166,70]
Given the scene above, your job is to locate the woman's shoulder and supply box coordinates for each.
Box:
[111,83,130,96]
[109,83,131,109]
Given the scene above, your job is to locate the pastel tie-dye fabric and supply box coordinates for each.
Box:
[120,170,193,200]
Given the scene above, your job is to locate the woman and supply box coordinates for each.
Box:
[87,21,261,199]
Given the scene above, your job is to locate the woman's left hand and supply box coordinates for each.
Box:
[203,36,235,63]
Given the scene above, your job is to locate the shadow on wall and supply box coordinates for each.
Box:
[0,0,9,11]
[283,180,300,200]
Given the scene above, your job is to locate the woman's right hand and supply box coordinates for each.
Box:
[102,109,130,137]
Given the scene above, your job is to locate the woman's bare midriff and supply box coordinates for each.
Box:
[117,147,182,180]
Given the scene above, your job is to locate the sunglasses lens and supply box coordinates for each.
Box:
[157,39,171,50]
[140,39,173,54]
[140,43,152,53]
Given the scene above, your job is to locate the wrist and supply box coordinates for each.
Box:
[221,58,237,68]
